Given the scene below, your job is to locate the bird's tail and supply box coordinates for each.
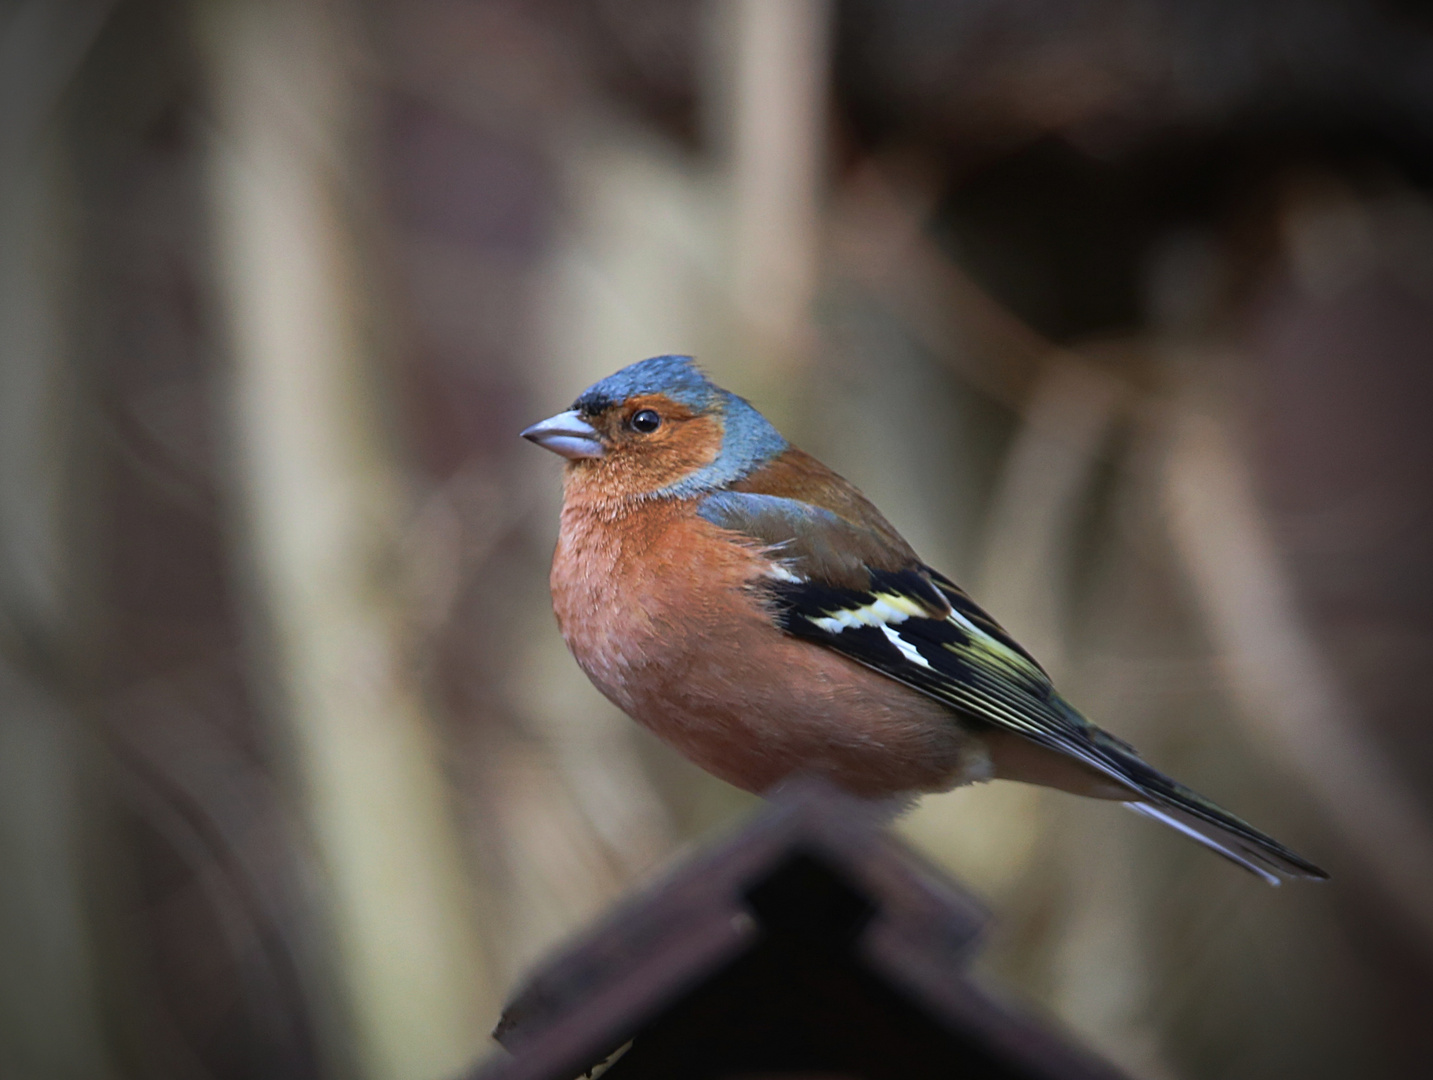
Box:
[1048,700,1330,884]
[1117,765,1328,884]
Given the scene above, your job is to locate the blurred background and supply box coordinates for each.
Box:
[4,1,1433,1078]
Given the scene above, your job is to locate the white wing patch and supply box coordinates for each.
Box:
[762,561,805,584]
[808,592,931,634]
[880,623,932,668]
[802,587,1036,681]
[803,590,936,669]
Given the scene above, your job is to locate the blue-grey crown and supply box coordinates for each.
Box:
[573,355,787,498]
[573,354,718,414]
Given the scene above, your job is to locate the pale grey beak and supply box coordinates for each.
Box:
[520,409,606,460]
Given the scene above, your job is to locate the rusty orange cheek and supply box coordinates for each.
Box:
[618,415,722,491]
[657,414,721,464]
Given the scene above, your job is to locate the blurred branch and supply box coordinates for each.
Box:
[0,7,120,1080]
[721,0,830,380]
[196,2,496,1078]
[977,357,1130,676]
[0,0,114,164]
[833,159,1171,413]
[830,160,1052,411]
[104,714,317,1076]
[0,0,113,673]
[1165,408,1433,949]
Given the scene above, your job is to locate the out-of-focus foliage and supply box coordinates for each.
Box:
[3,1,1433,1079]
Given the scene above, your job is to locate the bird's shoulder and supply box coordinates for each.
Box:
[695,449,918,587]
[729,449,918,560]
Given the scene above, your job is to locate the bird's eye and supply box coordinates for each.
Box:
[629,409,661,434]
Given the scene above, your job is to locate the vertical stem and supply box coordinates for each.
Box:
[0,4,117,1077]
[977,357,1128,677]
[724,0,830,383]
[197,4,496,1078]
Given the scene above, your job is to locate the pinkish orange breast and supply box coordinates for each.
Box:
[549,500,990,799]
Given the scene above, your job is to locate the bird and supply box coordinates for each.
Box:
[521,354,1328,884]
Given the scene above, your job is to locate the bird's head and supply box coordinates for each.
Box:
[521,355,787,500]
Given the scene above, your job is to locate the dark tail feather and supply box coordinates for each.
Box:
[1079,719,1329,883]
[1121,773,1329,884]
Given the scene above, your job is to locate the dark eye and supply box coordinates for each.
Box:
[629,408,661,434]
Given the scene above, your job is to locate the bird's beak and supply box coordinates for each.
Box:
[520,410,606,460]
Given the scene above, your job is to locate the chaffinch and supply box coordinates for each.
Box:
[522,355,1327,884]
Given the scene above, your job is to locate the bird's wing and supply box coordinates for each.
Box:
[698,489,1328,883]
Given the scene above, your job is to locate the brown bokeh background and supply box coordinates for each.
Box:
[4,2,1433,1078]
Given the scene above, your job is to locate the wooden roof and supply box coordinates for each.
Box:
[473,778,1132,1080]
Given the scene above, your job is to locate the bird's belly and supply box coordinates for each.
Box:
[568,602,987,797]
[661,640,987,797]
